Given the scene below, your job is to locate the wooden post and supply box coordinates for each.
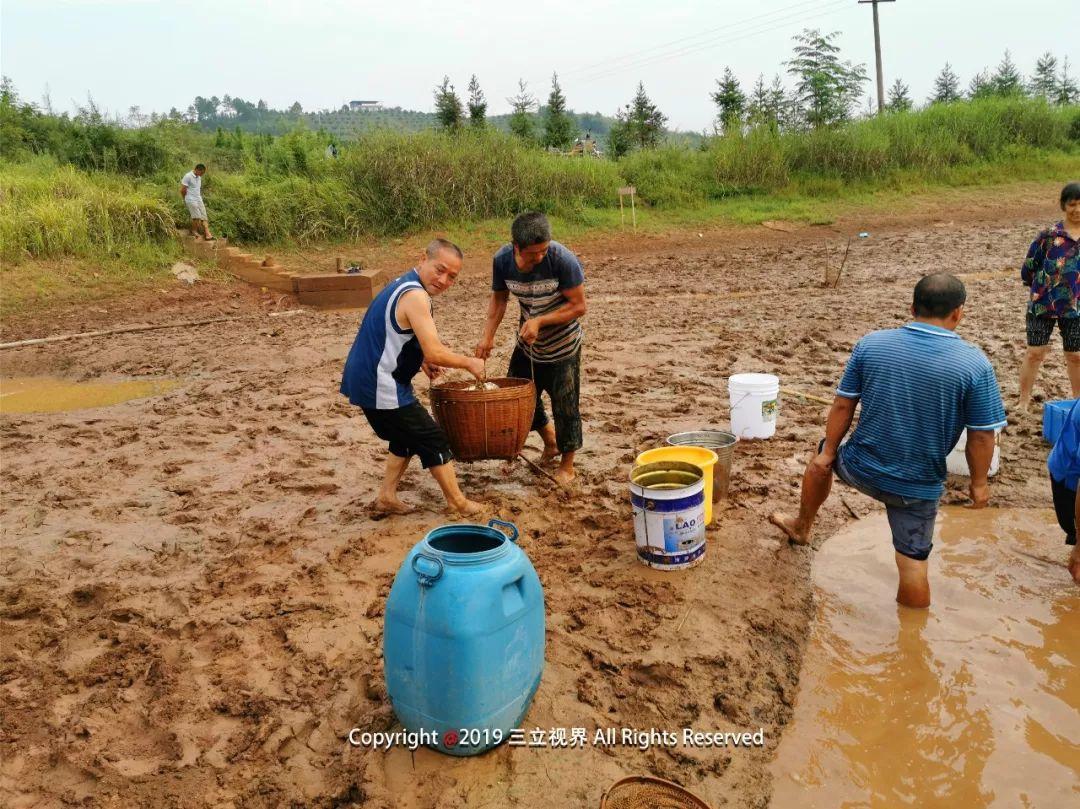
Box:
[335,256,344,273]
[618,186,636,230]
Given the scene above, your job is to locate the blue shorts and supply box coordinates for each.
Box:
[820,440,938,561]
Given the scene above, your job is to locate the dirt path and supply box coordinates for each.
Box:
[1,183,1072,808]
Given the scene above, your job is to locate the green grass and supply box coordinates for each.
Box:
[2,97,1077,316]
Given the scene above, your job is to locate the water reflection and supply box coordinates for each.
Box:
[772,508,1079,808]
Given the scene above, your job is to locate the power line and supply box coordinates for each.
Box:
[569,1,851,86]
[560,0,831,79]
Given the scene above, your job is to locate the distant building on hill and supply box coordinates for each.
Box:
[349,100,382,111]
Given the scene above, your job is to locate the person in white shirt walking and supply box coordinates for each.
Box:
[180,163,214,240]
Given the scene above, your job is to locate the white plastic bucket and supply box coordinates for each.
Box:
[728,373,780,439]
[630,461,706,571]
[946,429,1001,477]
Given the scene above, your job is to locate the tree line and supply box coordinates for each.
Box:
[431,30,1078,155]
[2,27,1076,169]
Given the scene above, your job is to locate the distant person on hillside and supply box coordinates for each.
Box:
[340,238,486,517]
[180,163,214,240]
[1046,399,1080,583]
[475,212,588,487]
[770,274,1007,608]
[1017,181,1080,411]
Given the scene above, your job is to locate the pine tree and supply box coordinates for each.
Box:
[929,63,962,104]
[886,78,913,112]
[433,76,463,130]
[1029,52,1058,99]
[542,73,575,150]
[710,67,746,133]
[466,74,487,128]
[624,82,667,149]
[785,29,868,127]
[746,74,771,126]
[507,79,536,142]
[1054,56,1079,105]
[968,69,994,100]
[769,74,794,130]
[747,74,790,131]
[990,50,1025,97]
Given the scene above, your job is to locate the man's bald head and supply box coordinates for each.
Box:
[426,238,463,261]
[913,273,966,319]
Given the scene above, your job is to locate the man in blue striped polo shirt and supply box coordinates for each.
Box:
[475,212,588,487]
[770,273,1007,608]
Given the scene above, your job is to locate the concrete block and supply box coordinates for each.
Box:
[227,263,297,292]
[297,288,373,309]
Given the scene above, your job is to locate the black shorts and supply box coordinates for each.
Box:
[1026,313,1080,351]
[362,402,452,469]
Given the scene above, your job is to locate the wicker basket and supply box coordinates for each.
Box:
[600,776,712,809]
[430,377,535,462]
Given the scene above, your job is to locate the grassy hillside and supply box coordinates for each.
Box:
[1,92,1077,314]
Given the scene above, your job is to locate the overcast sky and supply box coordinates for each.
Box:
[1,0,1072,131]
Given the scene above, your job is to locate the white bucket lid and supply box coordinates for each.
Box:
[728,373,780,392]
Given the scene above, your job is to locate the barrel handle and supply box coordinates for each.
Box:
[488,518,519,543]
[412,553,444,587]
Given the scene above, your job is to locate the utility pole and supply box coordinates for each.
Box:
[859,0,895,114]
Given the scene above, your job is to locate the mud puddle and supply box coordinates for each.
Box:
[0,375,180,414]
[771,507,1079,807]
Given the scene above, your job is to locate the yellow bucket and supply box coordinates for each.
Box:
[635,446,719,525]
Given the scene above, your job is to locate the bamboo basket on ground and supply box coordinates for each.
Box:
[430,377,535,461]
[600,776,712,809]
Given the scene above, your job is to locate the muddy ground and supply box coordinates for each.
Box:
[1,183,1074,808]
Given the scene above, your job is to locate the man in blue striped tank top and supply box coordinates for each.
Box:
[340,239,486,516]
[770,274,1007,608]
[475,212,588,487]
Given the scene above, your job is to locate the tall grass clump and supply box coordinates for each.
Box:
[784,97,1077,181]
[336,129,621,232]
[618,147,716,207]
[0,158,175,264]
[705,128,789,191]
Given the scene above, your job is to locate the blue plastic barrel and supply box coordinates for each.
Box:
[383,519,545,756]
[1044,399,1079,445]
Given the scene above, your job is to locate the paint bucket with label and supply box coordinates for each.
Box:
[728,373,780,439]
[635,446,718,524]
[629,461,706,570]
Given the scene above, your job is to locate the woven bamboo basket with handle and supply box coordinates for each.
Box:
[600,775,712,809]
[430,377,535,461]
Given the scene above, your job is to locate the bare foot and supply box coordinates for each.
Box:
[768,512,810,545]
[540,446,560,466]
[449,498,485,517]
[1069,548,1080,585]
[553,466,575,488]
[369,497,415,516]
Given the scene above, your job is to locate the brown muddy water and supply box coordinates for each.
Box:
[772,507,1080,808]
[0,376,180,414]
